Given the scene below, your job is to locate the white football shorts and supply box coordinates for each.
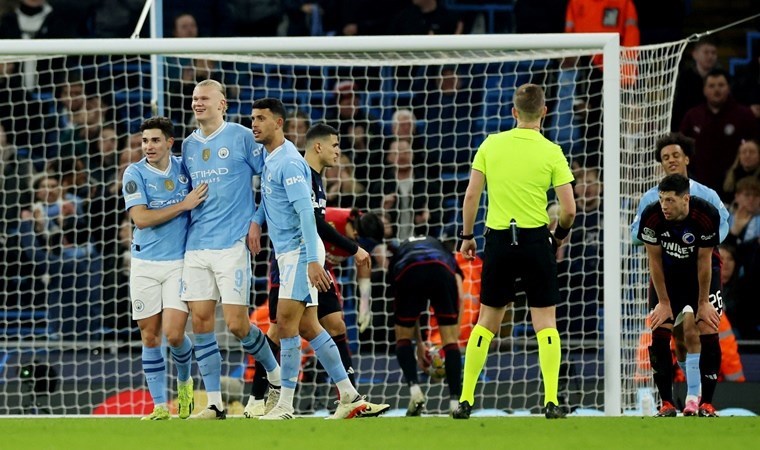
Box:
[182,239,252,306]
[130,258,187,321]
[276,239,326,306]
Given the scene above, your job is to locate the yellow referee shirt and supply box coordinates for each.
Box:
[472,128,574,229]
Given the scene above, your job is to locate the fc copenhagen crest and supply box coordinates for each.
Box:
[202,148,211,161]
[218,147,230,159]
[164,179,175,191]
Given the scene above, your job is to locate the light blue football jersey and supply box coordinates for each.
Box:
[260,140,314,256]
[122,155,191,261]
[631,178,729,245]
[181,121,264,250]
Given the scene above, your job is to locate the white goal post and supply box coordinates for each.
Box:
[0,33,690,417]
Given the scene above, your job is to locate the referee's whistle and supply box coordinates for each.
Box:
[509,219,518,246]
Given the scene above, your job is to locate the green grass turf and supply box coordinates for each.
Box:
[0,417,758,450]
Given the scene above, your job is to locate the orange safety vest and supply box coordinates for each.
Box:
[635,313,745,383]
[565,0,640,85]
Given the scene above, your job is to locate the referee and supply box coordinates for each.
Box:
[453,83,576,420]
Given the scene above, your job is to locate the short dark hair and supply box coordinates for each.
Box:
[140,116,174,139]
[305,122,339,144]
[658,173,690,196]
[736,176,760,195]
[704,68,730,84]
[252,97,286,118]
[353,210,384,243]
[654,133,694,162]
[513,83,545,121]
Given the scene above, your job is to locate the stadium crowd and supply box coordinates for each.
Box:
[1,0,760,416]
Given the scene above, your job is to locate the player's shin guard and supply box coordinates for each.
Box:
[142,346,167,406]
[169,335,193,383]
[241,326,279,375]
[443,343,462,399]
[396,339,419,385]
[311,330,359,401]
[536,328,561,406]
[460,324,494,405]
[332,333,356,387]
[194,332,222,394]
[685,353,701,398]
[649,327,674,404]
[699,333,721,404]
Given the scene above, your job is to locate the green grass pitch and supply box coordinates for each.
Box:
[1,417,758,450]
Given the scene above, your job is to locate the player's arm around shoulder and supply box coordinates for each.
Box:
[128,180,208,230]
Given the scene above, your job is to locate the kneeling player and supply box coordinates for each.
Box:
[390,236,464,416]
[639,174,723,417]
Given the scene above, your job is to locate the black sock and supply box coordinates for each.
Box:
[332,333,356,387]
[396,339,419,385]
[251,360,268,399]
[649,327,674,404]
[699,333,721,404]
[443,343,462,399]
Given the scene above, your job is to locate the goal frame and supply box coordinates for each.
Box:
[3,33,622,415]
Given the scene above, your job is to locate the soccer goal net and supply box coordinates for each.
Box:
[0,34,686,416]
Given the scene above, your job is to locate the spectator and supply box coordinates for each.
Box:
[16,208,103,338]
[0,0,81,88]
[564,0,640,167]
[389,0,463,35]
[369,138,440,240]
[0,123,33,235]
[162,1,233,37]
[680,69,758,196]
[227,0,284,37]
[725,177,760,339]
[723,139,760,202]
[31,173,84,237]
[284,109,310,150]
[89,124,119,184]
[413,65,477,178]
[732,44,760,119]
[324,154,367,208]
[671,38,719,131]
[338,0,409,36]
[557,167,602,342]
[88,0,144,38]
[719,244,740,323]
[165,13,200,83]
[324,80,383,183]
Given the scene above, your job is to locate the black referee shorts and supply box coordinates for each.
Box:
[648,265,723,323]
[268,272,344,323]
[480,226,560,309]
[393,263,459,328]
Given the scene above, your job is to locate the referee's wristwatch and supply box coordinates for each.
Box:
[458,230,475,240]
